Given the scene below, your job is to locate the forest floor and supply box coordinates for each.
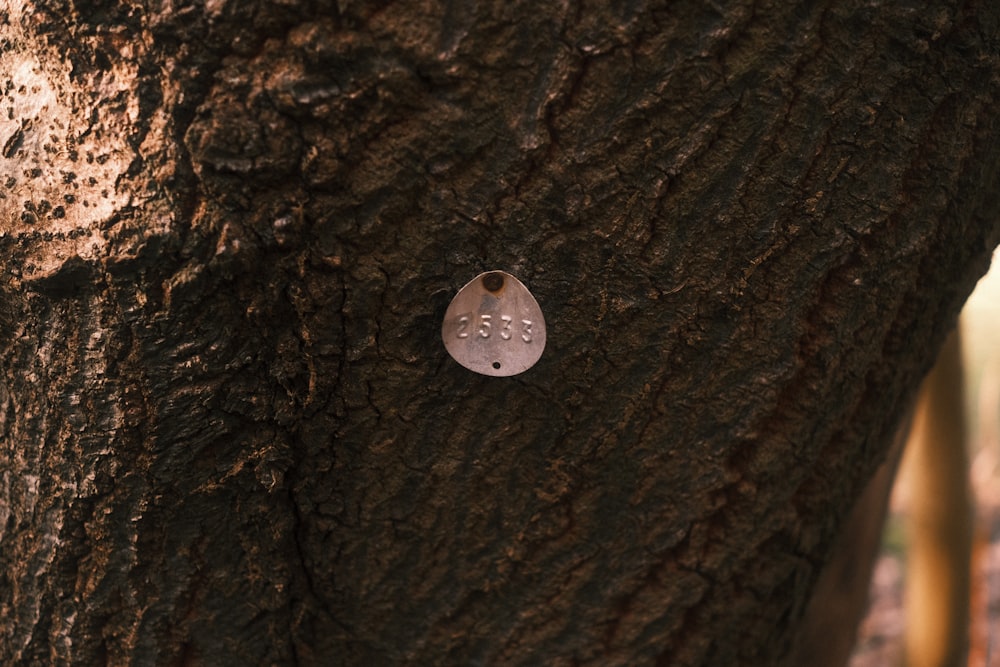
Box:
[849,493,1000,666]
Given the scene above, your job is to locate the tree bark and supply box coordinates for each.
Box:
[2,1,1000,665]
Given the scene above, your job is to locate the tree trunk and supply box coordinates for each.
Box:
[2,1,999,665]
[902,329,973,667]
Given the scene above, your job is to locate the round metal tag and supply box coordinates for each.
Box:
[441,271,546,377]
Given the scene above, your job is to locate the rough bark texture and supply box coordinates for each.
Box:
[782,408,908,667]
[2,1,1000,665]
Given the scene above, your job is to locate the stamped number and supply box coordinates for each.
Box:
[455,314,535,343]
[478,314,492,338]
[521,319,533,343]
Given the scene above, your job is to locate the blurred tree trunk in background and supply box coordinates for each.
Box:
[902,330,972,667]
[2,1,999,665]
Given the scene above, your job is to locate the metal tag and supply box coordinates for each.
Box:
[441,271,546,376]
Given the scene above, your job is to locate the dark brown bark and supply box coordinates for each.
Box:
[2,1,1000,665]
[782,407,909,667]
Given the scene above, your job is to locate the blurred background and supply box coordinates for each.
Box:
[851,249,1000,667]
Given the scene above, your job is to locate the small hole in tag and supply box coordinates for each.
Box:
[492,361,501,369]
